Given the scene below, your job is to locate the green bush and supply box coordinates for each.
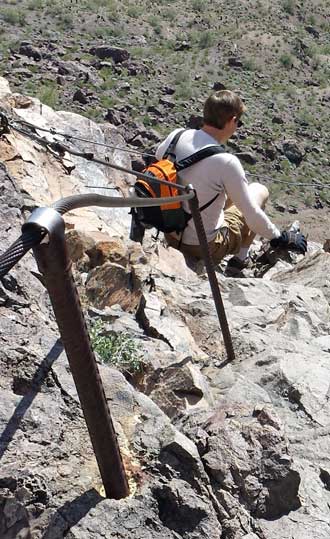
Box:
[191,0,204,12]
[90,319,143,374]
[162,7,176,21]
[127,5,142,17]
[279,52,294,68]
[93,0,117,6]
[27,0,44,9]
[282,0,295,15]
[148,14,161,28]
[243,58,257,71]
[0,7,26,25]
[318,43,330,54]
[38,82,59,109]
[198,30,215,49]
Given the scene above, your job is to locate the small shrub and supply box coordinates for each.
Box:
[318,43,330,55]
[279,52,294,68]
[148,14,161,28]
[303,192,314,207]
[38,82,59,109]
[282,0,295,15]
[27,0,44,9]
[243,58,257,71]
[162,7,176,21]
[198,30,215,49]
[100,94,116,108]
[90,319,143,374]
[57,14,74,29]
[175,83,192,99]
[306,14,316,25]
[191,0,204,11]
[142,115,153,127]
[0,7,26,25]
[127,5,142,17]
[93,0,117,6]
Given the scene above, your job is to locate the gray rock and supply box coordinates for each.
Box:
[72,89,89,104]
[282,140,305,164]
[305,25,319,38]
[145,356,214,418]
[19,42,42,61]
[272,251,330,301]
[104,108,124,125]
[213,82,226,90]
[235,151,258,165]
[89,46,129,63]
[228,57,244,67]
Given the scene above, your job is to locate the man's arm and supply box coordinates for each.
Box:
[222,155,280,240]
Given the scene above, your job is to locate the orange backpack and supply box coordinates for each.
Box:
[133,129,225,234]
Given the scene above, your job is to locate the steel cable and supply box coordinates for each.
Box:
[8,115,157,159]
[0,228,46,279]
[9,121,189,190]
[0,191,194,278]
[52,191,193,214]
[7,113,330,191]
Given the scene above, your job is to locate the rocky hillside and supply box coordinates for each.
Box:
[0,0,330,239]
[1,76,330,538]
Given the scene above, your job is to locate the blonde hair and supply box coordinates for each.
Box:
[203,90,246,129]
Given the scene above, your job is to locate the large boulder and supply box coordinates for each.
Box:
[89,46,129,63]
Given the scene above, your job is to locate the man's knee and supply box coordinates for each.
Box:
[248,182,269,208]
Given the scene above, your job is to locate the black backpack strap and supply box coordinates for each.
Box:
[199,193,219,212]
[178,144,225,221]
[184,193,220,228]
[163,129,187,160]
[176,144,225,171]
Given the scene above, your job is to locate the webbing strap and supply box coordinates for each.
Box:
[199,192,219,212]
[184,192,219,227]
[160,130,225,221]
[163,129,186,160]
[176,144,225,171]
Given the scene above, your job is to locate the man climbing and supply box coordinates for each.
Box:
[156,90,307,272]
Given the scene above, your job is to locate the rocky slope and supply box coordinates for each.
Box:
[0,0,330,239]
[1,77,330,538]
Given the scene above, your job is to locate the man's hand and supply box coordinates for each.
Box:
[270,230,307,254]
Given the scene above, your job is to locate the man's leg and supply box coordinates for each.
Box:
[224,182,269,273]
[165,182,269,266]
[239,182,269,251]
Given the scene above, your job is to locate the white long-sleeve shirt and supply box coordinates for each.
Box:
[156,128,280,245]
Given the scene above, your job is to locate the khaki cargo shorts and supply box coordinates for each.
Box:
[165,205,246,265]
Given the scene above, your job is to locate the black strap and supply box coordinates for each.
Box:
[183,192,220,228]
[162,131,225,226]
[176,144,225,171]
[199,193,219,212]
[163,129,186,160]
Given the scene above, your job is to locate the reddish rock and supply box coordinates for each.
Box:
[85,262,141,312]
[87,238,128,268]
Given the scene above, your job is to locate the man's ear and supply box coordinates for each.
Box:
[225,116,235,128]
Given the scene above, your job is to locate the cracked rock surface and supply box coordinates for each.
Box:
[1,88,330,538]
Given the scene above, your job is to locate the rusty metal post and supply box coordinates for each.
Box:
[23,208,129,499]
[188,190,235,361]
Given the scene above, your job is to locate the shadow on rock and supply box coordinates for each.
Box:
[0,339,63,461]
[41,488,103,539]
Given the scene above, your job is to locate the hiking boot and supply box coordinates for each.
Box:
[225,256,249,277]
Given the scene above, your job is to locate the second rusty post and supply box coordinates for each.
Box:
[188,190,235,361]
